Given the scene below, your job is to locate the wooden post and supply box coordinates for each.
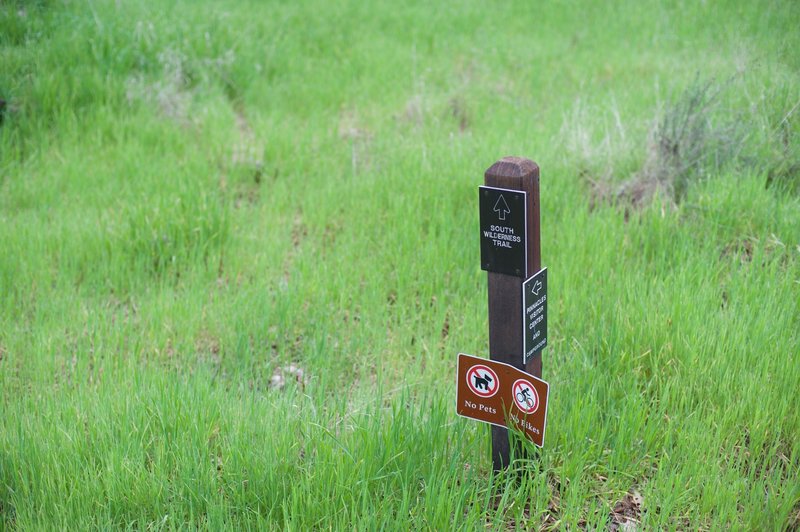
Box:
[485,156,541,470]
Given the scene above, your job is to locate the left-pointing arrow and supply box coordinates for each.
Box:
[531,279,542,296]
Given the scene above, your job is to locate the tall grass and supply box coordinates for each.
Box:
[1,0,799,528]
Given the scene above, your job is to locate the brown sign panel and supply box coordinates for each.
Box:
[456,353,549,447]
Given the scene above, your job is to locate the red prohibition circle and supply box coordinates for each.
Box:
[466,364,499,398]
[512,379,539,414]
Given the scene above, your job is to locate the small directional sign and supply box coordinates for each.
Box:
[479,186,527,277]
[456,353,550,447]
[522,268,548,364]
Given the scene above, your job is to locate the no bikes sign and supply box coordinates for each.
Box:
[456,353,549,447]
[512,378,539,414]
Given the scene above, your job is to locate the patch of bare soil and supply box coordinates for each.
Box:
[338,109,373,174]
[269,363,308,391]
[448,96,470,132]
[540,474,564,530]
[788,499,800,531]
[609,489,644,531]
[720,237,756,264]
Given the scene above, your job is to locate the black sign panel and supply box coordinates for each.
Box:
[523,267,548,364]
[479,186,527,277]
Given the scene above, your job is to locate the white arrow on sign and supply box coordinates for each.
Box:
[493,194,510,221]
[531,279,542,296]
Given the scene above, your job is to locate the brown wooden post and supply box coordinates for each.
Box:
[484,156,541,470]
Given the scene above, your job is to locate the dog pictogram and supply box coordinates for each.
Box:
[466,364,499,398]
[473,372,492,390]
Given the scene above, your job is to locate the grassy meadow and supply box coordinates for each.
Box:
[1,0,799,528]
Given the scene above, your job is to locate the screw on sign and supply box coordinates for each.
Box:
[466,364,499,398]
[512,378,539,414]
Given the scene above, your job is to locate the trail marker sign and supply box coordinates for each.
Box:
[522,267,548,365]
[457,353,549,448]
[482,157,542,469]
[479,186,527,277]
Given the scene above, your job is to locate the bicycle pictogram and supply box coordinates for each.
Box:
[512,378,539,414]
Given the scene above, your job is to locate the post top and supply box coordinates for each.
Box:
[485,156,538,180]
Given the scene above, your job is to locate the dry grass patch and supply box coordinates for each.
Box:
[590,78,747,213]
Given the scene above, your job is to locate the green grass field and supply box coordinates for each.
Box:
[2,0,799,529]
